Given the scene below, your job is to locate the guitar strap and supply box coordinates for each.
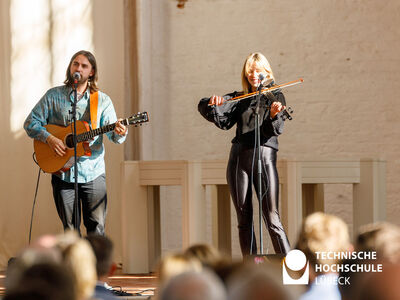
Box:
[90,91,99,129]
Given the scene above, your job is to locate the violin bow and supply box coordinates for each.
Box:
[208,78,304,106]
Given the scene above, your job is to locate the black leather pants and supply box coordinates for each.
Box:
[227,143,290,256]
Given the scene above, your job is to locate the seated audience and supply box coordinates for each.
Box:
[4,262,76,300]
[339,221,400,300]
[5,234,61,294]
[86,234,118,300]
[358,263,400,300]
[56,231,97,300]
[184,243,223,268]
[356,221,400,263]
[157,252,202,285]
[295,212,352,300]
[159,270,227,300]
[227,263,296,300]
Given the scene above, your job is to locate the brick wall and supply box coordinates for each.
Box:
[141,0,400,255]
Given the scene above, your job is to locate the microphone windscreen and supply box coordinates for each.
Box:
[73,72,81,80]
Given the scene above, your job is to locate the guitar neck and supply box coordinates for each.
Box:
[76,119,128,143]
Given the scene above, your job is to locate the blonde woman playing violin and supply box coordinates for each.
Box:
[198,52,290,256]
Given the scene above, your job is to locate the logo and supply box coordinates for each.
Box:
[283,249,309,285]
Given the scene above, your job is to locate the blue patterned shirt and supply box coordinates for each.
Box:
[24,85,126,183]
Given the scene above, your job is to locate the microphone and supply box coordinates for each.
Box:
[259,73,274,88]
[257,73,265,90]
[73,72,81,83]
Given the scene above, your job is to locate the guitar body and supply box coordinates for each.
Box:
[34,121,91,174]
[32,111,149,173]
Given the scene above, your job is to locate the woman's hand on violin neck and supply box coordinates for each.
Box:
[270,102,285,119]
[209,95,224,106]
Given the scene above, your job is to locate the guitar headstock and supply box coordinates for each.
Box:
[127,112,149,126]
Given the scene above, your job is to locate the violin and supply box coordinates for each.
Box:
[208,78,303,121]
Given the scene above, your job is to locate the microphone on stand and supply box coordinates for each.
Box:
[258,73,265,87]
[73,72,81,84]
[258,73,274,88]
[71,71,81,232]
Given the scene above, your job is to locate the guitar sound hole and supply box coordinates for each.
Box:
[65,134,74,148]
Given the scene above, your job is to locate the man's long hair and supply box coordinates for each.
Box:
[64,50,99,93]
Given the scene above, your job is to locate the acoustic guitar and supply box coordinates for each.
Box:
[34,112,149,173]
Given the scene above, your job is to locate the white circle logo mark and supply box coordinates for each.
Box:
[282,249,309,285]
[285,249,307,271]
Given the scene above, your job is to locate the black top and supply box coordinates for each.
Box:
[198,86,286,151]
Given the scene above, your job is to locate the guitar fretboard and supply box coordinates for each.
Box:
[76,119,129,143]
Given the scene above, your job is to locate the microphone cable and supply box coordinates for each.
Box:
[250,131,256,255]
[29,153,42,244]
[249,97,262,256]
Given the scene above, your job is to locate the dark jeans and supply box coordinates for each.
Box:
[227,143,290,256]
[51,174,107,235]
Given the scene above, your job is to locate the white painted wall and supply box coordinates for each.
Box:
[138,0,400,257]
[0,0,125,269]
[92,0,125,267]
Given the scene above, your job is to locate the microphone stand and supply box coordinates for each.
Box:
[254,80,264,255]
[71,79,80,235]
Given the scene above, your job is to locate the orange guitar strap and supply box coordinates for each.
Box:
[90,91,99,129]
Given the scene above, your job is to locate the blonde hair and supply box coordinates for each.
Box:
[184,244,222,268]
[57,231,97,300]
[296,212,351,268]
[356,222,400,263]
[241,52,275,94]
[157,253,202,284]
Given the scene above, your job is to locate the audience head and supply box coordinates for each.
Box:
[358,263,400,300]
[338,257,369,300]
[296,212,351,269]
[5,231,97,300]
[212,260,244,287]
[184,243,222,268]
[356,222,400,264]
[56,230,97,300]
[86,234,114,279]
[159,270,227,300]
[33,234,58,249]
[157,252,202,284]
[4,262,76,300]
[227,263,295,300]
[5,235,61,292]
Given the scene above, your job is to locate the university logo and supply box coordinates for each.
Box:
[282,249,309,285]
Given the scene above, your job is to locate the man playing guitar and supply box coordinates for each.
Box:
[24,50,127,236]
